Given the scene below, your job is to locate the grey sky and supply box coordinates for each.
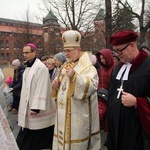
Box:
[0,0,147,24]
[0,0,43,23]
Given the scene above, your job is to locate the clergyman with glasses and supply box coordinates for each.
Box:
[16,43,56,150]
[107,30,150,150]
[52,30,101,149]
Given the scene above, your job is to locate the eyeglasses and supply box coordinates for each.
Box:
[22,52,33,55]
[63,48,76,53]
[113,43,131,55]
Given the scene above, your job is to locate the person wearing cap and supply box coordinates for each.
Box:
[53,51,66,77]
[52,30,101,149]
[54,52,66,67]
[10,59,25,113]
[16,43,56,150]
[107,30,150,150]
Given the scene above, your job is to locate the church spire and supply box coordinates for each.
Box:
[94,9,105,21]
[43,10,60,27]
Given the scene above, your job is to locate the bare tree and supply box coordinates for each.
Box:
[118,0,150,45]
[11,7,43,61]
[105,0,112,48]
[40,0,102,35]
[112,2,136,32]
[144,2,150,46]
[14,7,42,47]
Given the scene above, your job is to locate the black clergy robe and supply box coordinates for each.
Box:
[107,50,150,150]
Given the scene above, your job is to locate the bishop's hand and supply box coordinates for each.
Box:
[52,79,60,89]
[66,67,75,78]
[121,91,137,107]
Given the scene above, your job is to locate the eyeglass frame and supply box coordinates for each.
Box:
[112,42,131,55]
[63,48,77,53]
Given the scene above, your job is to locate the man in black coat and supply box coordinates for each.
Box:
[107,30,150,150]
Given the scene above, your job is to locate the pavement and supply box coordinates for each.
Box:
[7,110,107,150]
[7,110,20,139]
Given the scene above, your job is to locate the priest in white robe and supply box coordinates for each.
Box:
[16,43,56,150]
[52,30,101,150]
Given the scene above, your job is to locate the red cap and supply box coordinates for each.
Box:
[109,30,138,46]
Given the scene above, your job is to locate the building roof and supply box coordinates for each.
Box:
[44,10,58,20]
[0,18,42,35]
[0,17,42,27]
[43,10,60,27]
[94,9,105,21]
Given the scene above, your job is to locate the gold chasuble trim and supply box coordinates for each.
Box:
[54,131,100,144]
[82,77,90,99]
[64,77,75,149]
[65,77,72,149]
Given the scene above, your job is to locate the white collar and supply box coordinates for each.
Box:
[116,63,132,80]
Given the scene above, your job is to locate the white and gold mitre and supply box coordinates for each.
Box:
[62,30,81,48]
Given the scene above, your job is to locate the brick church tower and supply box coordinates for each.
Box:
[43,10,63,55]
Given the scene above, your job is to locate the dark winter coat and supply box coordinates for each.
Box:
[11,64,25,97]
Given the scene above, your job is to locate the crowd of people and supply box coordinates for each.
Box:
[0,29,150,150]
